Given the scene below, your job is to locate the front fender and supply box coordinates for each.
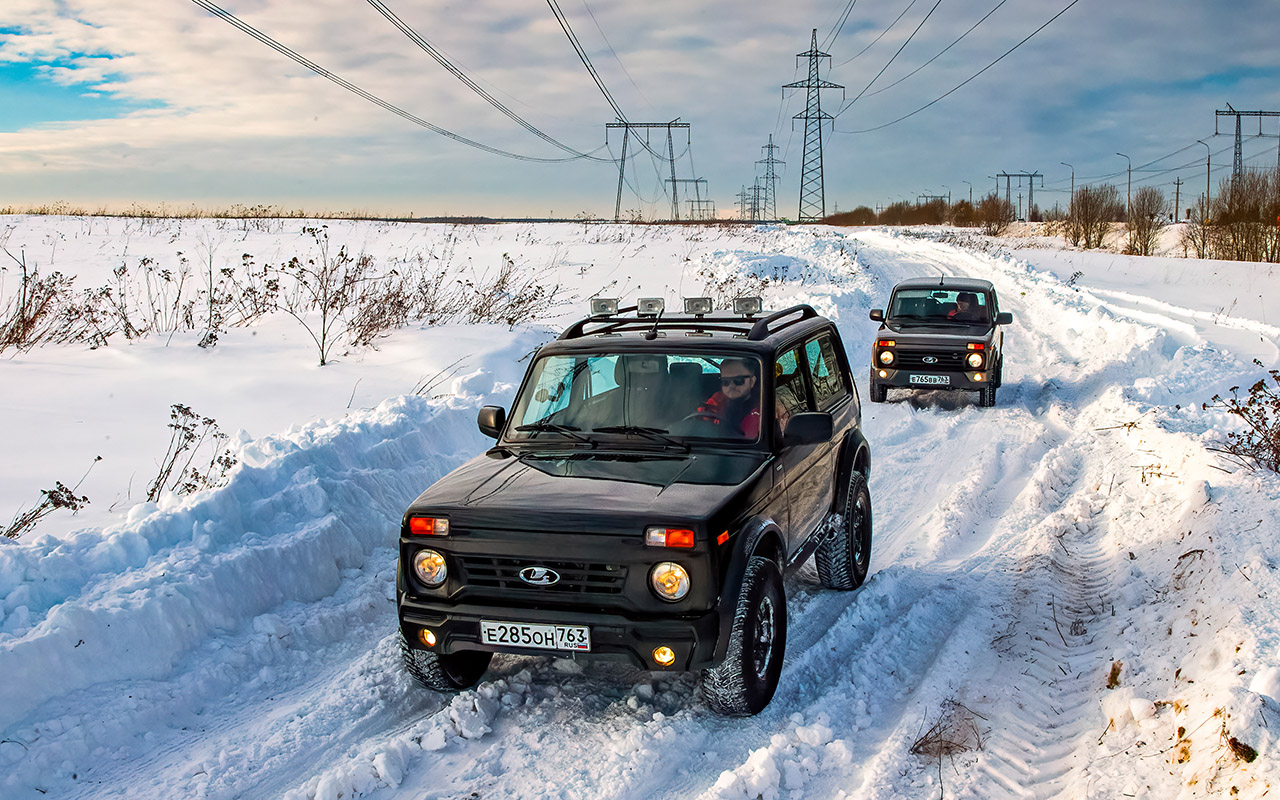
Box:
[712,516,785,663]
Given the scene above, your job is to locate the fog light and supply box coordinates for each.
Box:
[878,350,895,365]
[972,372,986,382]
[650,562,690,601]
[653,646,676,667]
[413,549,448,587]
[966,352,984,368]
[418,628,437,647]
[878,369,888,378]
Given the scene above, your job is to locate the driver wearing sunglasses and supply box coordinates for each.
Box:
[696,358,762,438]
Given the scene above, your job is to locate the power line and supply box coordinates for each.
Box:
[821,0,860,51]
[835,0,1083,135]
[863,0,1009,100]
[836,0,944,117]
[189,0,600,163]
[365,0,606,161]
[545,0,627,122]
[833,0,921,68]
[579,0,652,110]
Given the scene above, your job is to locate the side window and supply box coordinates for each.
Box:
[774,346,811,434]
[805,334,849,409]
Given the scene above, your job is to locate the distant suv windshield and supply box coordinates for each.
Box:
[889,288,990,325]
[509,351,765,443]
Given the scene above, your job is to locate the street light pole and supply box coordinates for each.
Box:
[962,180,972,204]
[1116,152,1131,217]
[1060,161,1074,200]
[1196,139,1211,224]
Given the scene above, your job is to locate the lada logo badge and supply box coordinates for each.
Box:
[923,356,938,364]
[519,566,561,586]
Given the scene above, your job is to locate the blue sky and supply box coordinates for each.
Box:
[2,0,1279,218]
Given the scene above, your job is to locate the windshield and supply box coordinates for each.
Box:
[508,351,764,445]
[889,288,990,325]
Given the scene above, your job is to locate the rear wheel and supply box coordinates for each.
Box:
[701,557,787,716]
[399,631,493,692]
[816,470,872,590]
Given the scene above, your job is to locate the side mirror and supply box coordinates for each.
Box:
[477,406,506,439]
[869,309,884,322]
[783,412,833,446]
[995,312,1013,325]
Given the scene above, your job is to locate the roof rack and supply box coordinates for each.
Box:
[558,303,821,342]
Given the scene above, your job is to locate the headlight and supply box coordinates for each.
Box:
[966,352,984,368]
[413,549,448,587]
[650,562,690,601]
[878,350,895,365]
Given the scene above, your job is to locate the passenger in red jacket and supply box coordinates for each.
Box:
[699,358,762,438]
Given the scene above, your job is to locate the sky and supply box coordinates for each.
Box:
[1,0,1279,219]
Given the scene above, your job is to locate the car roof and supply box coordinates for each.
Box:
[546,304,833,357]
[890,277,995,293]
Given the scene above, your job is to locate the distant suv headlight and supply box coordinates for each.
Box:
[650,562,690,601]
[413,549,448,587]
[966,352,984,368]
[878,350,895,365]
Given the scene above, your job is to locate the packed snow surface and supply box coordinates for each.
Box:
[2,218,1278,799]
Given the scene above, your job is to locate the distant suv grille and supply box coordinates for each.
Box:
[458,556,628,595]
[897,351,966,371]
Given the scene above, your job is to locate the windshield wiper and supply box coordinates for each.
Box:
[514,422,594,446]
[592,425,690,451]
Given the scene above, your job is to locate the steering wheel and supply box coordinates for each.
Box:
[680,411,726,425]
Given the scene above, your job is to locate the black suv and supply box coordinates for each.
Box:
[396,299,873,715]
[867,277,1013,407]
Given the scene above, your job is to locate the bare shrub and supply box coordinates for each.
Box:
[272,226,372,366]
[1126,186,1168,256]
[950,200,975,227]
[975,193,1015,236]
[1181,196,1213,258]
[0,248,76,353]
[147,404,238,501]
[1209,172,1280,262]
[2,457,101,540]
[1067,184,1123,249]
[1202,360,1280,472]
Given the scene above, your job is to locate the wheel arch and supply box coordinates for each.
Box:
[713,516,785,663]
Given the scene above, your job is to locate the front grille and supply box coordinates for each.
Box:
[896,350,966,371]
[457,556,628,595]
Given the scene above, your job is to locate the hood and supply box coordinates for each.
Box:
[406,449,769,534]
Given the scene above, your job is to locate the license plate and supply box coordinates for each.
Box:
[479,620,591,652]
[909,374,950,386]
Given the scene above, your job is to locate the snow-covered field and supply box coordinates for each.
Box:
[2,217,1278,799]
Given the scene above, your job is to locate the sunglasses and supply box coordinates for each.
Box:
[720,375,753,387]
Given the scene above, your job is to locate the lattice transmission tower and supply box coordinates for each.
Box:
[784,29,842,221]
[755,134,784,220]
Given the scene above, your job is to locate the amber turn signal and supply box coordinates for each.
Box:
[645,527,695,548]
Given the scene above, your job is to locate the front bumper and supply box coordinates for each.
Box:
[870,367,988,390]
[399,595,723,671]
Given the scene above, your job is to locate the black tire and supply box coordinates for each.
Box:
[816,470,872,590]
[868,382,887,403]
[701,557,787,716]
[399,631,493,692]
[993,357,1004,388]
[978,383,997,407]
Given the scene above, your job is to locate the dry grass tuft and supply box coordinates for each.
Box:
[910,699,986,759]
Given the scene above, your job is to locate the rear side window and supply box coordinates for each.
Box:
[805,334,849,409]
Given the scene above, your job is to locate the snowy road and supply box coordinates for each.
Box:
[3,221,1277,800]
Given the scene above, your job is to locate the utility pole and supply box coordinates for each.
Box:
[1215,104,1280,182]
[1060,162,1074,201]
[736,186,750,220]
[756,135,784,220]
[962,180,972,204]
[606,119,691,221]
[751,183,763,221]
[996,171,1042,217]
[1116,153,1131,216]
[783,29,843,221]
[1173,177,1183,221]
[666,178,709,219]
[1196,139,1211,224]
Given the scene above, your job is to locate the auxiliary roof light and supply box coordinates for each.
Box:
[683,297,714,316]
[590,297,619,316]
[637,297,665,317]
[733,296,763,316]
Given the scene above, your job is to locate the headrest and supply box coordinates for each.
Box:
[615,354,668,384]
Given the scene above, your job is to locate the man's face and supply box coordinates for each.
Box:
[956,296,972,310]
[719,361,756,400]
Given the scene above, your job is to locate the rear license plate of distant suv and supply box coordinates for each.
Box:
[909,374,950,386]
[480,620,591,652]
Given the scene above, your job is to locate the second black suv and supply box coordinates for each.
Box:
[396,299,873,715]
[867,277,1013,407]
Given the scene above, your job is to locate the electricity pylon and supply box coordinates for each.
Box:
[607,119,690,221]
[755,135,784,220]
[783,30,842,221]
[1216,103,1280,181]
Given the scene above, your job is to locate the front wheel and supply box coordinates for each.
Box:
[868,382,887,403]
[701,557,787,716]
[816,470,872,589]
[399,631,493,692]
[978,383,997,407]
